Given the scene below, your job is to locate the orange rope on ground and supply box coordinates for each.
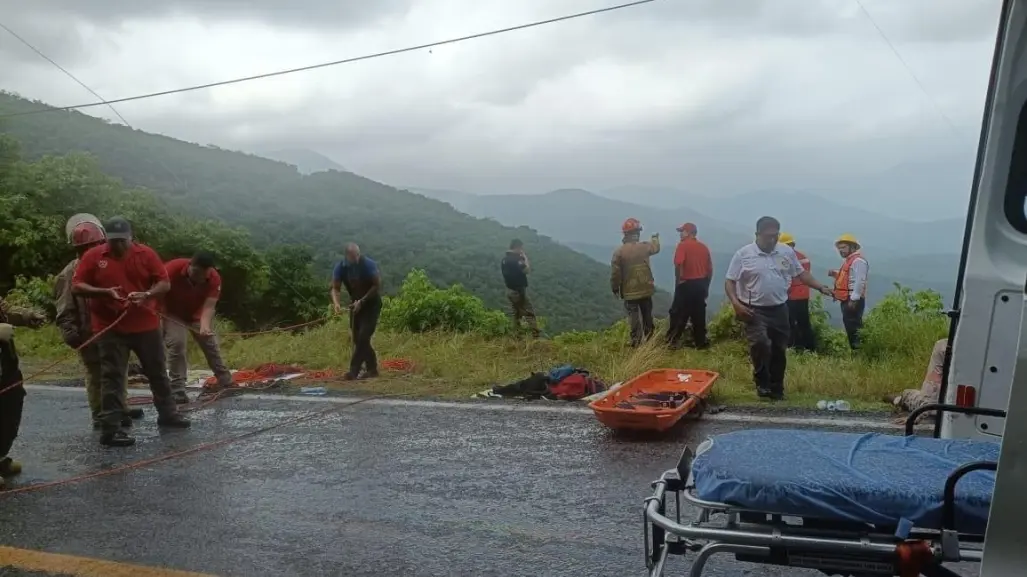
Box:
[381,358,414,372]
[158,312,326,339]
[0,395,404,497]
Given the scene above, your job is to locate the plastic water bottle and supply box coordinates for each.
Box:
[300,386,327,396]
[834,400,851,412]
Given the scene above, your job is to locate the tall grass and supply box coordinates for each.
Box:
[12,274,947,409]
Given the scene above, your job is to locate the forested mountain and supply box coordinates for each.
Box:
[412,186,959,306]
[256,148,347,175]
[0,91,667,332]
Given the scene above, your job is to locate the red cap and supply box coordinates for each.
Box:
[676,223,697,234]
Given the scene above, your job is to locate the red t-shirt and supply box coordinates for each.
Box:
[72,243,169,334]
[163,258,221,323]
[673,238,713,282]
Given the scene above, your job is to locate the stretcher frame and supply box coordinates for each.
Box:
[642,404,1006,577]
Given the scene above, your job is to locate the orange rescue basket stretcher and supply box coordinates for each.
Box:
[589,369,718,432]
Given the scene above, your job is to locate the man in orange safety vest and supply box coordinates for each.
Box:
[780,232,816,352]
[828,233,869,350]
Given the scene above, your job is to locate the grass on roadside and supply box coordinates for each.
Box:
[15,318,921,410]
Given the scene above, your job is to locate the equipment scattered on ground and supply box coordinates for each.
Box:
[590,369,717,432]
[642,404,1003,576]
[475,364,606,401]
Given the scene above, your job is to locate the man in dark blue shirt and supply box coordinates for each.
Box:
[500,239,540,338]
[331,243,383,379]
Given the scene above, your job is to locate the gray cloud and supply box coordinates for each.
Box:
[0,0,1006,221]
[10,0,413,31]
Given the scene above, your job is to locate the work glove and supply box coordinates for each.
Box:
[0,324,13,343]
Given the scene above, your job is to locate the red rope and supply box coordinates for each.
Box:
[0,309,129,397]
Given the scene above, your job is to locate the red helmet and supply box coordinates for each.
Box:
[621,218,641,233]
[71,222,106,247]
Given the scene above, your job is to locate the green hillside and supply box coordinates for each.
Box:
[0,91,669,332]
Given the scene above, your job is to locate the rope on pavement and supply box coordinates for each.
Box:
[1,394,404,497]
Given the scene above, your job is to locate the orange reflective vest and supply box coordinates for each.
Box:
[788,249,811,301]
[833,252,868,302]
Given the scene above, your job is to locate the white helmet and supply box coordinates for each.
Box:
[65,213,104,245]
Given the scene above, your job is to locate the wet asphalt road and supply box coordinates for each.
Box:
[0,388,973,577]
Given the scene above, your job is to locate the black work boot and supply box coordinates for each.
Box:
[100,430,136,447]
[173,393,191,405]
[157,413,191,428]
[127,408,144,419]
[359,369,379,380]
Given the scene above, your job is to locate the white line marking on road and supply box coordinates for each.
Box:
[28,384,921,430]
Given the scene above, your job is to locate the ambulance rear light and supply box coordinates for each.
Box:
[955,384,977,408]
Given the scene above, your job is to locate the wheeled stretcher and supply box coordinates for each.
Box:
[643,404,1007,576]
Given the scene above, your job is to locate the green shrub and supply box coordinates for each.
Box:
[380,269,511,337]
[5,275,56,319]
[859,284,948,360]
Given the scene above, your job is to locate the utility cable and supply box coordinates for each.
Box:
[0,21,336,317]
[0,21,189,190]
[852,0,970,143]
[0,0,657,120]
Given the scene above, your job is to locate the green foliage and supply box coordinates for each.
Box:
[0,133,319,330]
[380,270,511,337]
[859,283,948,360]
[249,245,326,329]
[0,91,657,332]
[808,296,851,356]
[707,288,937,360]
[4,275,56,318]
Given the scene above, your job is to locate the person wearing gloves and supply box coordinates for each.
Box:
[54,214,144,428]
[0,297,47,489]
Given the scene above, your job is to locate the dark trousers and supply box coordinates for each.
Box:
[841,299,866,350]
[0,387,25,459]
[624,297,654,347]
[787,298,816,352]
[667,279,709,347]
[0,340,25,458]
[97,329,177,432]
[349,298,382,375]
[742,304,790,395]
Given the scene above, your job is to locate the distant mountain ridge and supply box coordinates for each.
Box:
[408,185,960,307]
[257,148,347,175]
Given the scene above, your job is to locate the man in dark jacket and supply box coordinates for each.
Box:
[0,297,47,489]
[501,239,540,338]
[331,243,383,380]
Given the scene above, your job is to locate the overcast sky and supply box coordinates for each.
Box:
[0,0,1004,219]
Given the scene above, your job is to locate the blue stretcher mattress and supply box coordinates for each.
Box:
[691,429,999,534]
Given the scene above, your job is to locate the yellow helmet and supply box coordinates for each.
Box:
[778,232,795,245]
[835,233,860,246]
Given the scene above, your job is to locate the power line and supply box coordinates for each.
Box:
[0,22,322,311]
[0,21,132,126]
[852,0,968,142]
[0,0,657,120]
[0,21,189,189]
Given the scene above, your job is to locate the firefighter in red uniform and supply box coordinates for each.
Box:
[72,217,190,447]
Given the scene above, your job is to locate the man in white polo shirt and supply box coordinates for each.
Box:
[725,216,833,400]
